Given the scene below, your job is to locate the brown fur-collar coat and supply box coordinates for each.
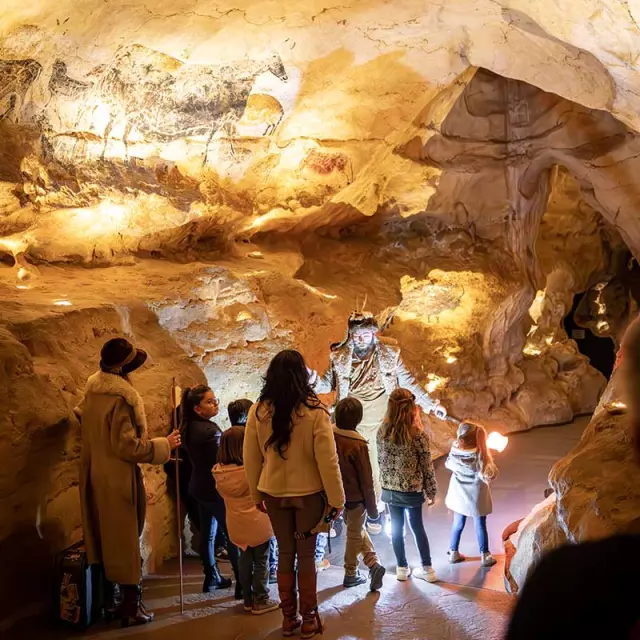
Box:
[77,371,170,585]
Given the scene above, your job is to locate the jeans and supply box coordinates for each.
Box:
[238,540,271,607]
[389,505,432,568]
[344,503,378,576]
[450,512,489,553]
[196,498,239,578]
[315,532,328,563]
[269,536,278,573]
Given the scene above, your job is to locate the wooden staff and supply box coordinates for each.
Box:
[171,378,184,615]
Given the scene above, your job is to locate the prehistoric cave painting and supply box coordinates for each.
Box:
[72,44,289,164]
[0,59,42,119]
[235,93,284,136]
[48,60,93,100]
[300,149,354,184]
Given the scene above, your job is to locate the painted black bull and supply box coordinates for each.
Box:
[84,44,288,164]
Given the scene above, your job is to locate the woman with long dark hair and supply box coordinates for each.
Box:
[244,350,344,638]
[180,384,239,595]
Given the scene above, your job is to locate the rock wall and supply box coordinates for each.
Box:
[0,301,205,626]
[509,365,640,592]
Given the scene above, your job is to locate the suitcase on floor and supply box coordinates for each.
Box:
[53,541,103,629]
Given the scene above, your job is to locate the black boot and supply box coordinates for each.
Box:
[103,581,122,622]
[234,582,243,600]
[120,584,154,627]
[202,565,232,593]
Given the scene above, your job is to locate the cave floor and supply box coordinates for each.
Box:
[12,416,589,640]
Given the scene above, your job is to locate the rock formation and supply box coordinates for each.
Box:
[2,0,640,625]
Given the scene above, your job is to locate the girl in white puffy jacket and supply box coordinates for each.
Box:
[445,421,498,567]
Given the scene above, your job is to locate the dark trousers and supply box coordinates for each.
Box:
[450,512,490,553]
[239,540,271,607]
[389,505,432,568]
[196,498,239,578]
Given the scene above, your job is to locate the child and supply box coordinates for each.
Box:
[377,389,438,583]
[445,421,498,567]
[227,398,279,583]
[213,427,280,615]
[228,398,253,428]
[333,397,386,590]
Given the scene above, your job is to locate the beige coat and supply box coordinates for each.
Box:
[244,402,345,510]
[213,463,273,550]
[77,371,171,585]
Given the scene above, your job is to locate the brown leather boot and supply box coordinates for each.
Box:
[277,572,301,637]
[298,567,323,638]
[120,584,154,627]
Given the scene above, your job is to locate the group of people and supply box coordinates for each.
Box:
[76,311,501,636]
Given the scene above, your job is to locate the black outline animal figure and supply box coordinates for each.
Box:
[0,59,42,120]
[78,44,288,165]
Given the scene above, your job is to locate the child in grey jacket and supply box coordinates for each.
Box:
[445,421,498,567]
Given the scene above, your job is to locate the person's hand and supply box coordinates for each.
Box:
[256,501,267,514]
[328,506,343,521]
[167,429,182,450]
[434,405,447,420]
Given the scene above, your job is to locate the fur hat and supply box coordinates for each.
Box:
[100,338,147,375]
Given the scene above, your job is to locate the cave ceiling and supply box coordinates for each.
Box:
[1,0,640,267]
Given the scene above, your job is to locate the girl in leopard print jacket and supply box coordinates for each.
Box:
[377,388,438,582]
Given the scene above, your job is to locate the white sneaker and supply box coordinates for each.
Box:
[396,566,411,581]
[413,566,438,583]
[316,558,330,572]
[481,553,497,567]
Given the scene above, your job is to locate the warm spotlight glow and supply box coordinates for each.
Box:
[71,200,128,236]
[446,356,457,364]
[606,401,627,414]
[53,299,73,306]
[246,210,283,230]
[487,432,508,452]
[236,311,252,321]
[523,344,542,356]
[299,281,338,300]
[16,285,28,290]
[426,373,446,394]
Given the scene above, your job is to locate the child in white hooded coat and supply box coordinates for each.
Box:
[445,421,498,567]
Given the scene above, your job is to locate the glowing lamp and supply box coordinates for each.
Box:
[487,432,508,452]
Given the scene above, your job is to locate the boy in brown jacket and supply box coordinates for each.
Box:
[333,397,386,591]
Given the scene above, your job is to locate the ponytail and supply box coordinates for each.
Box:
[179,384,212,437]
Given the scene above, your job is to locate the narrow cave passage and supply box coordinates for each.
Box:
[564,293,616,380]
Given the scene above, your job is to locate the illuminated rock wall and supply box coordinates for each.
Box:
[2,0,640,624]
